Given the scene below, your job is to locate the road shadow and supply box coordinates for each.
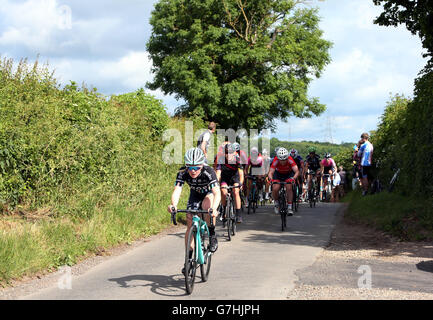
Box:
[417,261,433,273]
[323,210,433,261]
[225,203,340,248]
[108,274,190,297]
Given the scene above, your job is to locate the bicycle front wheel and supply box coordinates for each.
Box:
[185,226,198,294]
[230,201,236,236]
[200,227,212,282]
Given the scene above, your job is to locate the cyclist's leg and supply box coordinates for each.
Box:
[202,192,218,252]
[185,192,203,251]
[246,176,252,205]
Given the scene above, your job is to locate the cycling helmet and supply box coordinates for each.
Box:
[185,148,206,166]
[325,153,331,159]
[290,149,298,158]
[277,148,289,161]
[225,143,236,154]
[274,147,281,155]
[232,142,241,152]
[251,147,259,156]
[262,149,269,156]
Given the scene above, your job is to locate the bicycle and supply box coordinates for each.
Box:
[306,170,318,208]
[321,174,332,202]
[220,185,242,241]
[388,168,401,192]
[170,208,213,295]
[293,179,303,213]
[246,175,259,214]
[272,180,295,231]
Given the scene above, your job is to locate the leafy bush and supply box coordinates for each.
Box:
[0,57,170,214]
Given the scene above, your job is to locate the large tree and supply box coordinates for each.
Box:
[146,0,332,131]
[373,0,433,70]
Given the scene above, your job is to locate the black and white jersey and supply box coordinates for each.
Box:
[175,165,219,194]
[306,154,321,171]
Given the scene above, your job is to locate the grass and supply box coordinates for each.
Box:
[345,190,433,241]
[0,180,190,286]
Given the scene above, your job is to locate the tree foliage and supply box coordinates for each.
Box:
[373,1,433,197]
[147,0,332,132]
[373,0,433,71]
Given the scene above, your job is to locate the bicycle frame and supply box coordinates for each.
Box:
[173,209,212,264]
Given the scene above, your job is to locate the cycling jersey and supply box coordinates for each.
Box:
[216,154,242,185]
[247,154,265,175]
[270,156,297,174]
[238,150,248,167]
[175,166,219,194]
[306,154,321,171]
[321,158,336,169]
[358,141,374,166]
[293,156,303,170]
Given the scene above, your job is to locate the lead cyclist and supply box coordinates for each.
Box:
[168,148,221,274]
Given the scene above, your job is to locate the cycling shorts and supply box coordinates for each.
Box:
[272,170,295,183]
[220,171,240,186]
[187,190,212,210]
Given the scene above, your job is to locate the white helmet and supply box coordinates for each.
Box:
[251,147,259,156]
[277,148,289,161]
[185,148,206,166]
[262,149,268,156]
[232,142,241,152]
[290,149,298,158]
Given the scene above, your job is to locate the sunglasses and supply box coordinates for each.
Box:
[187,166,203,171]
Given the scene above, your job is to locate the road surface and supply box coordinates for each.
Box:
[20,202,343,300]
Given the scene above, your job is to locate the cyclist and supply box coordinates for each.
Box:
[216,143,245,223]
[320,153,337,201]
[262,149,272,201]
[290,149,304,202]
[245,147,265,206]
[168,148,221,274]
[268,148,299,216]
[304,147,321,201]
[232,142,248,201]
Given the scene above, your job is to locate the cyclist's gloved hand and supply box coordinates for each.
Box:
[208,208,216,218]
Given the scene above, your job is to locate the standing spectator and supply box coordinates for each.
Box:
[331,171,341,202]
[356,133,374,196]
[197,122,216,164]
[338,166,347,198]
[352,140,363,190]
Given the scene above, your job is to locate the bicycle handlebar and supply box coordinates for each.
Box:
[271,180,295,185]
[220,184,243,190]
[170,207,215,226]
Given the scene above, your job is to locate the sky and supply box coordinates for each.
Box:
[0,0,427,144]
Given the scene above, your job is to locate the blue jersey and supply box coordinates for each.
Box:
[358,141,373,166]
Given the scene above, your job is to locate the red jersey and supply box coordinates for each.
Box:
[270,156,297,174]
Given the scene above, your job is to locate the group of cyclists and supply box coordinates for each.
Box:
[168,139,342,275]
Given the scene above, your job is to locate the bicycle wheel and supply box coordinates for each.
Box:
[226,200,232,241]
[200,226,212,282]
[230,201,236,236]
[279,191,287,231]
[294,184,299,212]
[185,226,198,294]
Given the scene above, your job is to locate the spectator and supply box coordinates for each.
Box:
[352,140,363,190]
[338,166,347,197]
[331,171,341,202]
[356,133,374,196]
[197,122,216,163]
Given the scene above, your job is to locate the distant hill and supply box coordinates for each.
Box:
[260,137,354,159]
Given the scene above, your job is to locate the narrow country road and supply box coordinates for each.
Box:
[20,203,343,300]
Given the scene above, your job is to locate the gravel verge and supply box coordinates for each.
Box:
[288,205,433,300]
